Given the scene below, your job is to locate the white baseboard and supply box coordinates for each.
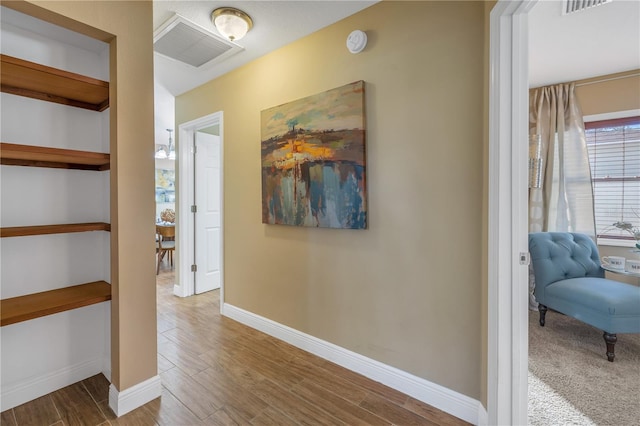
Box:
[101,358,112,383]
[173,283,193,298]
[478,403,489,426]
[1,356,105,411]
[222,303,485,425]
[109,375,161,417]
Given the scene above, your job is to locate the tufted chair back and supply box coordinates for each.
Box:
[529,232,604,301]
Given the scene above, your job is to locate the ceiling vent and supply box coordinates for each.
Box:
[153,14,243,68]
[563,0,612,15]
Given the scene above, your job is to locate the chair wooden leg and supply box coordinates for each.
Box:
[538,304,547,326]
[156,250,163,275]
[603,332,616,362]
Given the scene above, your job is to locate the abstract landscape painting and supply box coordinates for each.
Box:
[261,81,367,229]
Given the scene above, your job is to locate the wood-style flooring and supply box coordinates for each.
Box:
[1,265,468,425]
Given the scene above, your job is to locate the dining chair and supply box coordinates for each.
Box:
[156,224,175,275]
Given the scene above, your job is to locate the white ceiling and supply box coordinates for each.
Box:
[153,1,378,97]
[529,0,640,88]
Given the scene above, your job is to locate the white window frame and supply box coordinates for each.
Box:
[583,108,640,247]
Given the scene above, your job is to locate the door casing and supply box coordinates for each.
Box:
[176,111,224,307]
[487,1,535,424]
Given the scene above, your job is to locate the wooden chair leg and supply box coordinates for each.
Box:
[538,304,547,326]
[156,250,163,275]
[603,332,616,362]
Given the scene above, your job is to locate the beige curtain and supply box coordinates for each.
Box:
[528,83,595,309]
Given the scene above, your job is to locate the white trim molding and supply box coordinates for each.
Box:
[176,111,224,301]
[108,375,161,417]
[488,1,537,425]
[1,357,105,411]
[222,303,485,425]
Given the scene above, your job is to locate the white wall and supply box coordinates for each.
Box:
[0,9,111,410]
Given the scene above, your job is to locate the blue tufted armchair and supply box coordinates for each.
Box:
[529,232,640,361]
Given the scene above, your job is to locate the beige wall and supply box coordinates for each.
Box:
[7,0,158,391]
[575,70,640,116]
[178,1,485,399]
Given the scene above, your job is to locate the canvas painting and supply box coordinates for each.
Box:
[155,169,175,203]
[261,81,367,229]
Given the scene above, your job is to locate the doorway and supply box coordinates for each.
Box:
[176,112,224,302]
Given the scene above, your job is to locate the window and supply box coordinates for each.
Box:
[585,116,640,243]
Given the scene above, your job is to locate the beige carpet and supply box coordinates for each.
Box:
[528,309,640,426]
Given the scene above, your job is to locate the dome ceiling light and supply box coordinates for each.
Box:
[211,7,253,42]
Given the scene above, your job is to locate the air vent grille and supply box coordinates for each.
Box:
[563,0,612,15]
[153,15,243,68]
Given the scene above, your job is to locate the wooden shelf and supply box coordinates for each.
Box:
[1,281,111,327]
[0,142,110,170]
[0,54,109,111]
[1,222,110,238]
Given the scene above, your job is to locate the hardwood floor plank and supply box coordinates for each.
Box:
[226,331,299,364]
[199,347,271,391]
[160,367,219,420]
[157,353,176,374]
[157,314,175,334]
[132,389,203,426]
[0,409,17,426]
[157,339,210,376]
[249,407,299,426]
[285,356,369,405]
[249,379,343,426]
[221,345,304,389]
[197,331,304,389]
[317,359,409,405]
[13,394,60,425]
[157,332,171,346]
[82,373,110,404]
[97,398,158,426]
[359,392,436,425]
[50,382,107,426]
[192,367,268,422]
[404,396,471,425]
[204,407,245,426]
[292,380,391,426]
[261,335,326,366]
[162,326,218,356]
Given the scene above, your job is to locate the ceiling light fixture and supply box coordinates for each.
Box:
[155,129,175,160]
[211,7,253,41]
[155,145,168,159]
[167,129,175,160]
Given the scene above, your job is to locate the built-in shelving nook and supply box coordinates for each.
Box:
[0,58,112,326]
[0,6,112,411]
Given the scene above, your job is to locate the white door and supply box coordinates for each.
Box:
[194,131,221,293]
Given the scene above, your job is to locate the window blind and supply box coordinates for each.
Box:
[585,116,640,240]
